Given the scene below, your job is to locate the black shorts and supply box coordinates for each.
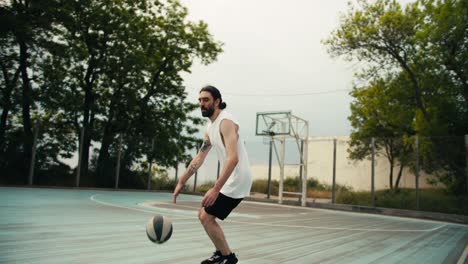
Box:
[204,193,243,220]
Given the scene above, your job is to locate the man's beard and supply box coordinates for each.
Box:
[201,105,214,117]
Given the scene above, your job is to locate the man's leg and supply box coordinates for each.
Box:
[199,208,231,256]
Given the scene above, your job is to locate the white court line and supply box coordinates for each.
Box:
[90,194,446,233]
[228,219,447,233]
[144,201,260,219]
[89,194,194,220]
[457,245,468,264]
[243,200,463,226]
[145,201,201,210]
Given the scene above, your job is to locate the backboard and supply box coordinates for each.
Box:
[255,111,291,136]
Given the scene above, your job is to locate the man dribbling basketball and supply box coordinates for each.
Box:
[173,85,253,264]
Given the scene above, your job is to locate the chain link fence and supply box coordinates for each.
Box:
[13,129,468,216]
[245,135,468,216]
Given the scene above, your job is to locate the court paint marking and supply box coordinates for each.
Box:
[228,219,446,233]
[91,194,446,233]
[89,194,194,220]
[144,201,260,219]
[457,245,468,264]
[144,201,201,211]
[243,200,464,226]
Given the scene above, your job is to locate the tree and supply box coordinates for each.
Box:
[0,0,64,183]
[1,0,222,187]
[348,74,415,191]
[324,0,430,125]
[325,0,468,193]
[408,0,467,193]
[89,0,221,187]
[419,0,467,110]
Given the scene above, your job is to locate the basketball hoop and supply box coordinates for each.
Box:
[255,111,309,206]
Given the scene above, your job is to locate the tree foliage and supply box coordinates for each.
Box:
[348,74,415,190]
[0,0,223,187]
[324,0,467,193]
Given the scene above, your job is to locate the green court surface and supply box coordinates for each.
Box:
[0,187,467,264]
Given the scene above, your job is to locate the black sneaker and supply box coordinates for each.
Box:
[217,253,238,264]
[201,251,222,264]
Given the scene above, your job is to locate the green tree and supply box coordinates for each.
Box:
[409,0,467,193]
[348,75,415,191]
[419,0,467,110]
[324,0,432,124]
[0,0,64,183]
[325,0,467,193]
[94,1,220,187]
[1,0,222,187]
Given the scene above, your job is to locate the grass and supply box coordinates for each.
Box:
[250,177,350,199]
[193,177,468,216]
[336,188,468,215]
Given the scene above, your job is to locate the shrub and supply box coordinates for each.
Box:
[196,181,215,193]
[151,171,177,191]
[251,179,279,195]
[336,190,373,206]
[335,188,468,215]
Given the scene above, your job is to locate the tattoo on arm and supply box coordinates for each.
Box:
[187,138,210,175]
[200,140,211,153]
[188,164,197,174]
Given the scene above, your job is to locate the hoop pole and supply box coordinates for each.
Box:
[279,137,286,204]
[267,139,273,199]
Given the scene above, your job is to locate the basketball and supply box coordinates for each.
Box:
[146,215,173,244]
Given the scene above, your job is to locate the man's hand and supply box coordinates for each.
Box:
[173,183,184,204]
[202,188,220,207]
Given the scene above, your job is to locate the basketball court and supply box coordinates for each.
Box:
[1,187,467,263]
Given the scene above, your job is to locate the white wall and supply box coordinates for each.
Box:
[249,136,440,191]
[171,136,441,191]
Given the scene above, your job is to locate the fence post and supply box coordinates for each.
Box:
[75,127,84,188]
[193,144,200,192]
[332,138,337,204]
[28,122,39,186]
[415,136,420,210]
[371,137,375,207]
[115,136,122,189]
[301,138,308,207]
[465,135,468,194]
[147,139,154,190]
[299,139,304,204]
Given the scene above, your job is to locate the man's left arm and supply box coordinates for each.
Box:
[202,120,239,207]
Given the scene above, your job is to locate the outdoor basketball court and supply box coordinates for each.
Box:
[1,187,467,263]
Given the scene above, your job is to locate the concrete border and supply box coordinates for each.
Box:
[244,196,468,225]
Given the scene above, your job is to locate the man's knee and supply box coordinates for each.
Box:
[199,208,215,226]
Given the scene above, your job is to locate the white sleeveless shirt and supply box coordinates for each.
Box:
[206,110,252,198]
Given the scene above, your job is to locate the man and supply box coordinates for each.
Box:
[173,85,252,264]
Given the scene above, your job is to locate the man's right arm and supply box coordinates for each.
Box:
[173,134,212,203]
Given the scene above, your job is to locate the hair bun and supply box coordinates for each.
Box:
[220,102,227,109]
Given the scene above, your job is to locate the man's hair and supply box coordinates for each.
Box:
[199,85,227,109]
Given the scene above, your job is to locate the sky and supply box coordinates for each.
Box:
[179,0,358,141]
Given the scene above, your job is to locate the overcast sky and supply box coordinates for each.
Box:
[178,0,413,142]
[178,0,357,141]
